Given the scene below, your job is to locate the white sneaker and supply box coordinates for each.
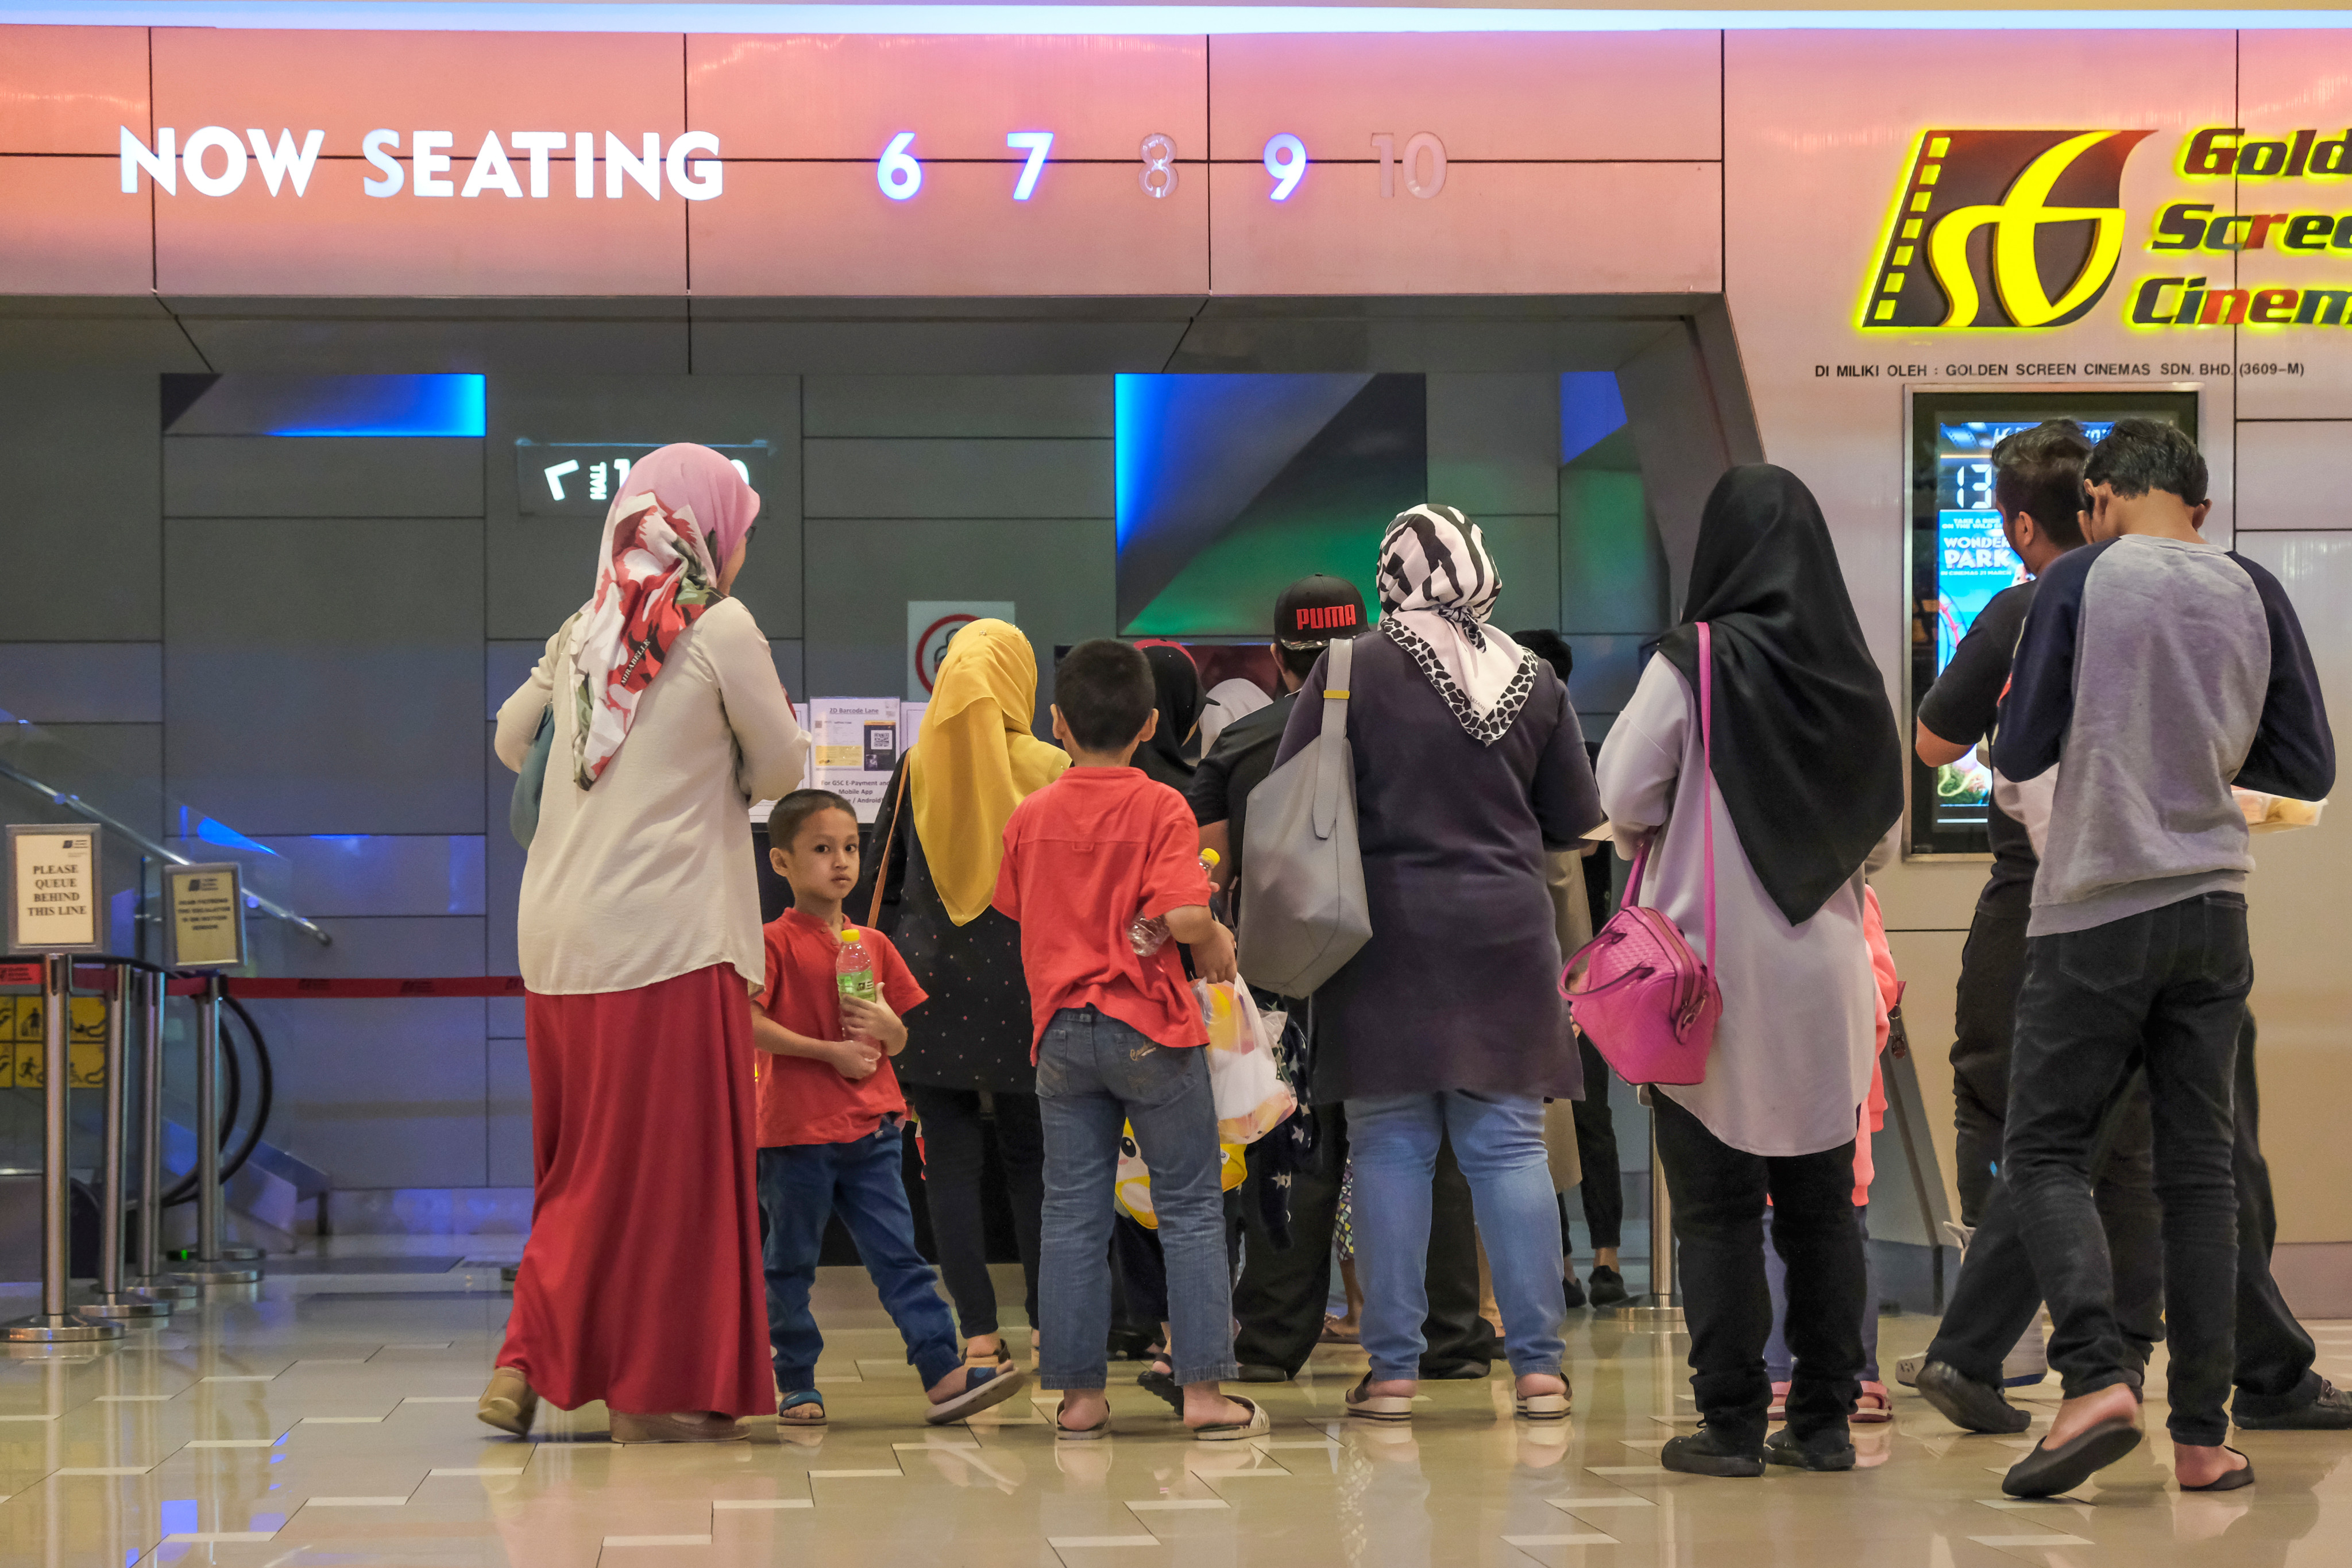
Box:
[1894,1353,1924,1389]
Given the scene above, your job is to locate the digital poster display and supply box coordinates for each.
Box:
[1905,389,2199,859]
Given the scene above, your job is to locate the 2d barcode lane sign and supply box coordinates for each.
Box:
[515,442,773,516]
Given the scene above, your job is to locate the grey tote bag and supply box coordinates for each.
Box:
[1237,635,1372,997]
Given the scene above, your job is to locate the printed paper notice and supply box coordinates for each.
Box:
[809,697,901,822]
[12,830,96,951]
[168,866,245,970]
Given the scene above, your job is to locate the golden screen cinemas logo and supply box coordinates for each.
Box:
[1861,130,2150,330]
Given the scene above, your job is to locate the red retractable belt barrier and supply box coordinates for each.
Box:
[0,963,524,998]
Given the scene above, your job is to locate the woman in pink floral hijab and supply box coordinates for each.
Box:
[488,443,805,1445]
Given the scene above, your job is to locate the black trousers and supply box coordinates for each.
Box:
[1928,1008,2319,1419]
[1228,1106,1499,1378]
[2005,893,2249,1447]
[1570,1034,1623,1252]
[903,1084,1043,1339]
[1652,1092,1864,1445]
[1949,904,2166,1357]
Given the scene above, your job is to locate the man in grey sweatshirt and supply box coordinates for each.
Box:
[1990,418,2333,1499]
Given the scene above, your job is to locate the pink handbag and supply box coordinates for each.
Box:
[1561,621,1722,1087]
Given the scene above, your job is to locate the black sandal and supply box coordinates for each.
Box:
[1136,1353,1183,1413]
[2180,1446,2256,1492]
[2001,1416,2142,1497]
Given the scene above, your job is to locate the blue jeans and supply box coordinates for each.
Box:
[1347,1091,1566,1382]
[757,1124,962,1394]
[1035,1006,1237,1391]
[1764,1205,1879,1384]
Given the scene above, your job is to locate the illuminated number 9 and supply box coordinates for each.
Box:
[1263,133,1307,202]
[877,132,921,201]
[1139,133,1177,199]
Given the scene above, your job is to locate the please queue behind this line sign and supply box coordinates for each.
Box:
[5,825,101,956]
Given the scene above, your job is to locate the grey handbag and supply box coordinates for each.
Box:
[1236,635,1372,997]
[509,706,555,851]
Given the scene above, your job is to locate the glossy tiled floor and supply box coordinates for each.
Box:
[3,1260,2349,1568]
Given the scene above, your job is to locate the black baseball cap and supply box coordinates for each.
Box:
[1275,575,1368,646]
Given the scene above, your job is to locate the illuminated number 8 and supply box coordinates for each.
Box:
[1139,133,1177,199]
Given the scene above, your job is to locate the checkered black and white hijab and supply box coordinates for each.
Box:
[1376,504,1539,746]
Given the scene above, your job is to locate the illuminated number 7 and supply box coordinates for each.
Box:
[1007,132,1053,201]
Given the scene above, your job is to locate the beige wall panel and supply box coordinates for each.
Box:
[0,156,152,294]
[1883,927,1966,1229]
[1210,161,1720,297]
[2232,32,2352,419]
[1727,28,2238,936]
[0,24,149,153]
[690,159,1207,296]
[688,33,1206,160]
[1208,33,1720,161]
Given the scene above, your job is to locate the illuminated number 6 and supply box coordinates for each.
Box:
[1403,132,1446,199]
[877,132,921,202]
[1138,133,1177,199]
[1263,133,1307,202]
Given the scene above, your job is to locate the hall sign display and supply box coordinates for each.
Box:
[0,27,1724,297]
[1861,124,2352,334]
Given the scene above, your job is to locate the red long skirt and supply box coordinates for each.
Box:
[497,964,773,1418]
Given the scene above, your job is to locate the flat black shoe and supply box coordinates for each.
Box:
[1562,1270,1588,1310]
[1917,1359,2032,1434]
[2180,1446,2255,1492]
[1765,1427,1856,1472]
[2002,1416,2142,1498]
[1235,1364,1291,1384]
[1660,1426,1764,1478]
[2235,1379,2352,1430]
[1587,1266,1630,1307]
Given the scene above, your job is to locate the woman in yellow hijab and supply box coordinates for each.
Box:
[860,620,1067,1368]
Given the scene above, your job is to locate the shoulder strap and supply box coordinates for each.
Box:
[1311,638,1354,839]
[864,760,913,928]
[1698,621,1717,970]
[1323,636,1354,741]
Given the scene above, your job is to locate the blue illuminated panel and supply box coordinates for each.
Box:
[269,376,486,438]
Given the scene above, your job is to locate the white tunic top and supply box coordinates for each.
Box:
[1594,655,1876,1158]
[495,597,808,997]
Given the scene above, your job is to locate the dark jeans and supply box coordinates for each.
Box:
[1951,908,2030,1226]
[905,1083,1043,1339]
[2005,892,2250,1447]
[758,1125,963,1395]
[1653,1092,1863,1446]
[1929,1009,2319,1419]
[1570,1034,1623,1252]
[1226,1105,1497,1378]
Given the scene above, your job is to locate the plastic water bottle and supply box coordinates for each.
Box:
[1129,848,1221,955]
[836,926,878,1038]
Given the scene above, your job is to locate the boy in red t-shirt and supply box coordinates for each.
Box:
[992,640,1265,1442]
[754,790,1027,1428]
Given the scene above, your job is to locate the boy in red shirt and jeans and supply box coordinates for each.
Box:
[993,640,1265,1442]
[754,790,1027,1428]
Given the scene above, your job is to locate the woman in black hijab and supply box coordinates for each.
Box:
[1593,465,1902,1479]
[1136,644,1206,789]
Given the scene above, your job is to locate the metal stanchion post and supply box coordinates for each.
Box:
[1606,1103,1685,1330]
[78,964,169,1320]
[186,974,258,1284]
[129,970,195,1303]
[2,955,123,1343]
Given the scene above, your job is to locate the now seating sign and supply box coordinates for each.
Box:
[5,825,102,956]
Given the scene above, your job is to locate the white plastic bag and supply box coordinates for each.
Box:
[1194,979,1298,1145]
